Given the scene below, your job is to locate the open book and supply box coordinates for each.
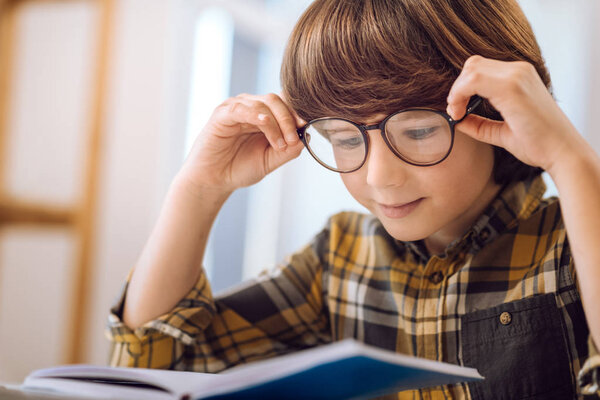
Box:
[22,339,483,400]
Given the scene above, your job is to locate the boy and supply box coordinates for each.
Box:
[107,0,600,398]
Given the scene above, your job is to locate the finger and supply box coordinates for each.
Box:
[262,93,300,145]
[237,94,301,147]
[266,140,305,172]
[220,98,289,151]
[456,114,506,147]
[446,57,485,120]
[253,106,288,150]
[279,92,308,127]
[295,114,308,126]
[446,55,503,120]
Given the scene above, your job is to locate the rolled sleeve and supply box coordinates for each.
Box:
[579,336,600,396]
[105,268,216,367]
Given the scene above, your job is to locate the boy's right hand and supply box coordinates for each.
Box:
[178,93,305,196]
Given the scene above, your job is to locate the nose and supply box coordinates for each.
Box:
[365,130,409,188]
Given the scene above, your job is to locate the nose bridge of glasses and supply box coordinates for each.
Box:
[359,120,402,160]
[358,121,387,141]
[362,122,382,132]
[362,123,398,165]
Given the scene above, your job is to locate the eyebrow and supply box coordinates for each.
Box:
[388,115,444,124]
[323,128,356,134]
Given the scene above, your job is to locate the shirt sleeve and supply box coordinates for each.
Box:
[567,249,600,397]
[579,336,600,396]
[105,227,331,372]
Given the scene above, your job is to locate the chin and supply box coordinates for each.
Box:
[376,215,434,242]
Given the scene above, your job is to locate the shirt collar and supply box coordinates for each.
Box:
[406,175,548,262]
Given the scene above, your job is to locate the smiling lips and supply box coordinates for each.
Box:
[378,198,424,218]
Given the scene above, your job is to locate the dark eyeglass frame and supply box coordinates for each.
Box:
[296,95,483,173]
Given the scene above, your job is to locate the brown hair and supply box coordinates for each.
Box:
[280,0,548,184]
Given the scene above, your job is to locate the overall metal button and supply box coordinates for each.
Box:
[499,311,512,325]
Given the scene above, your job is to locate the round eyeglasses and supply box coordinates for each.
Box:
[296,96,483,173]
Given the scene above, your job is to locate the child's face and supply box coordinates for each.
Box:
[340,117,501,249]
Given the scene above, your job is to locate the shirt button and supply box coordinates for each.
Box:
[429,271,444,284]
[479,228,490,241]
[499,311,512,325]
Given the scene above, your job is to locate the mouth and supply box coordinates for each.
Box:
[378,198,424,219]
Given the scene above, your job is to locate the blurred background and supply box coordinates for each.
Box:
[0,0,598,384]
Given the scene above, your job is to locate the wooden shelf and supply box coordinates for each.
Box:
[0,0,113,364]
[0,197,77,226]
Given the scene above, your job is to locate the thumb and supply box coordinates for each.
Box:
[457,114,506,147]
[266,140,304,173]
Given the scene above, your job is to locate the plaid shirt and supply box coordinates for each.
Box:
[107,176,599,399]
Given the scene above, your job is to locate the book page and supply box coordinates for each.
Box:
[24,365,226,398]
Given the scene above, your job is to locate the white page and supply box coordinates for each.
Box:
[22,377,174,400]
[25,365,226,398]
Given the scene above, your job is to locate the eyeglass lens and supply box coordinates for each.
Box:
[304,110,452,172]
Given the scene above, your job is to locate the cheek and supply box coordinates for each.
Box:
[339,171,379,212]
[427,135,495,203]
[340,173,366,201]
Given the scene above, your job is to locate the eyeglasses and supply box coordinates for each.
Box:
[296,96,483,173]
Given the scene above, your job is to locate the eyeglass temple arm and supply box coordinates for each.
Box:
[466,95,483,113]
[452,95,483,123]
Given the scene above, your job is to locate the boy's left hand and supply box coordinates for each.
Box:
[446,55,584,174]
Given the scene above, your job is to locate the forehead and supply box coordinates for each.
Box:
[361,114,388,125]
[318,110,445,128]
[335,103,447,125]
[314,115,388,131]
[317,113,388,125]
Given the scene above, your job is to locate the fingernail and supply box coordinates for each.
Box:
[446,105,454,118]
[277,138,287,149]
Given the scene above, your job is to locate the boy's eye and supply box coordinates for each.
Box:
[331,135,363,149]
[402,126,439,140]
